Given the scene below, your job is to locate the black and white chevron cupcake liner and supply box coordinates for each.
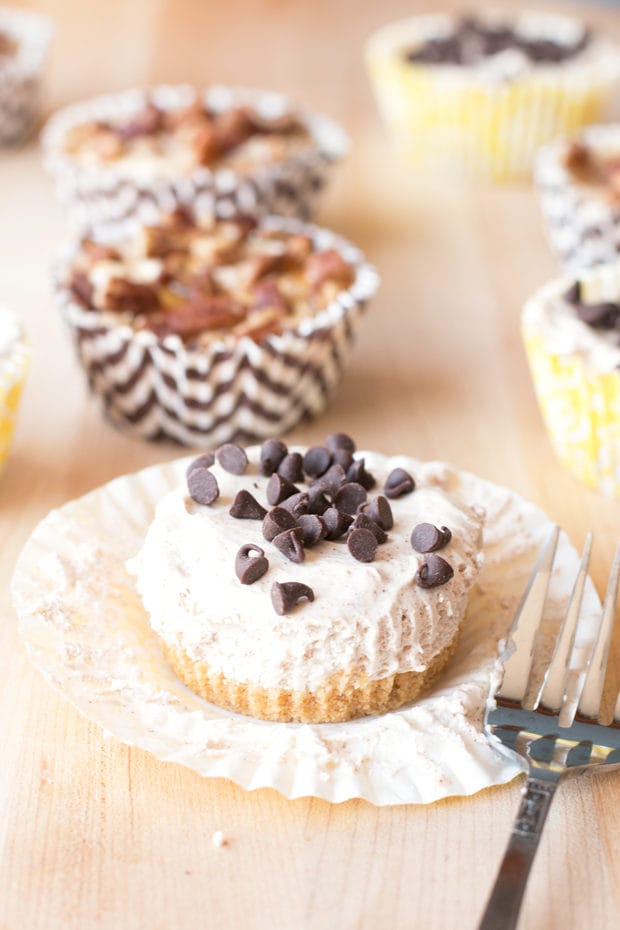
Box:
[535,126,620,272]
[42,84,348,228]
[54,216,379,447]
[0,7,52,144]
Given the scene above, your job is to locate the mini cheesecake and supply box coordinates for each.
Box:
[128,435,485,723]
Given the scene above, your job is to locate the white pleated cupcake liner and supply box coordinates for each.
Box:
[41,84,348,227]
[11,454,602,805]
[365,13,620,181]
[0,6,52,144]
[536,125,620,271]
[54,215,379,447]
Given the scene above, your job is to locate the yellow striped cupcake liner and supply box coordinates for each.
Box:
[522,265,620,498]
[365,14,620,182]
[0,308,29,474]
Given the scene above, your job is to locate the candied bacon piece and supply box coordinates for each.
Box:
[81,240,121,264]
[162,293,246,338]
[70,272,94,308]
[305,248,354,291]
[118,102,163,141]
[250,279,290,314]
[104,277,161,314]
[213,107,254,153]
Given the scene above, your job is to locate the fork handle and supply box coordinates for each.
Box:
[476,777,558,930]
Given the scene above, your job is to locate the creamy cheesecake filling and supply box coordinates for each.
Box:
[128,448,484,694]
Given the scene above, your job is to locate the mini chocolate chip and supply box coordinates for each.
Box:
[273,526,305,563]
[280,491,310,517]
[187,466,219,505]
[262,507,298,542]
[216,442,248,475]
[323,507,354,540]
[297,513,326,547]
[186,452,215,477]
[384,467,415,498]
[347,527,378,563]
[314,463,346,495]
[351,512,387,544]
[229,489,267,520]
[410,523,451,553]
[575,301,620,329]
[564,281,581,305]
[271,581,315,615]
[303,445,332,478]
[278,451,304,484]
[260,438,288,476]
[325,432,356,454]
[416,554,454,588]
[334,482,367,515]
[307,484,331,515]
[235,544,269,585]
[362,495,393,531]
[267,473,299,506]
[347,457,376,490]
[331,448,354,471]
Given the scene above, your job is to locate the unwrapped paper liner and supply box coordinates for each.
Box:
[12,455,602,805]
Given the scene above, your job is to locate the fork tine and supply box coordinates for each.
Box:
[577,542,620,720]
[531,533,593,714]
[497,525,559,702]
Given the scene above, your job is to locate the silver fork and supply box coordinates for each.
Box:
[477,527,620,930]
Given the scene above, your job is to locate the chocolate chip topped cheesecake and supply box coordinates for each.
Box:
[67,210,356,346]
[42,85,348,225]
[365,11,620,181]
[128,434,485,723]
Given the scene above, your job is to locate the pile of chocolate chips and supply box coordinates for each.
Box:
[564,280,620,332]
[186,433,456,615]
[405,16,590,67]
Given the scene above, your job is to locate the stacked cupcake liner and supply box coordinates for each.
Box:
[536,125,620,271]
[0,6,52,144]
[42,84,349,227]
[522,263,620,498]
[55,217,379,446]
[365,14,620,182]
[0,307,29,472]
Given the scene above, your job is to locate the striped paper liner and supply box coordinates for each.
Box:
[12,453,601,804]
[42,84,348,226]
[536,125,620,271]
[54,216,379,446]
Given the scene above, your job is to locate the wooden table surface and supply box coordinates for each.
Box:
[2,1,620,928]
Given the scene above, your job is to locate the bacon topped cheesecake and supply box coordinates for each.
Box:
[128,433,485,723]
[42,85,347,225]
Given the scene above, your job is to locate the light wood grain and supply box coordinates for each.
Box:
[2,1,620,928]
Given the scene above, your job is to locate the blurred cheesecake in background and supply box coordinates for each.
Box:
[54,207,378,446]
[365,11,620,182]
[42,85,348,226]
[0,5,52,144]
